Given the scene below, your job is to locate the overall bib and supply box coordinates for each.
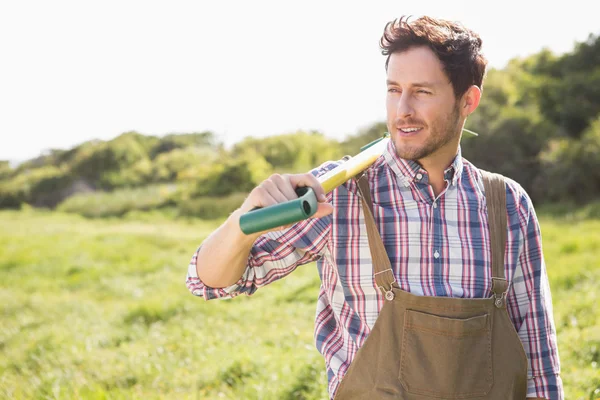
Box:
[334,171,528,399]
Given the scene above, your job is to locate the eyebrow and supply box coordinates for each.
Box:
[386,79,438,88]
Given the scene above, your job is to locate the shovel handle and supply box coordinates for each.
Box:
[238,186,318,235]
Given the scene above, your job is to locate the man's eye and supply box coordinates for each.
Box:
[387,88,399,93]
[417,90,431,94]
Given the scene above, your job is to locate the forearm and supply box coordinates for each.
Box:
[196,208,261,288]
[193,171,332,291]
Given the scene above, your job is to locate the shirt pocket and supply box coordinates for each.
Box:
[399,309,493,398]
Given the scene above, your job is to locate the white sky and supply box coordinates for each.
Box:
[1,0,598,162]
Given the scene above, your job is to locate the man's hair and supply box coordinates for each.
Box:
[380,15,488,99]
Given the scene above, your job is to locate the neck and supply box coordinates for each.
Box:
[418,141,459,197]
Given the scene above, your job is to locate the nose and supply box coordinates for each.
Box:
[396,92,413,118]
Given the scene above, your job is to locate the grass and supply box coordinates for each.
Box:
[0,208,599,399]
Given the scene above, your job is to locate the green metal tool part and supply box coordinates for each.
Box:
[239,186,318,235]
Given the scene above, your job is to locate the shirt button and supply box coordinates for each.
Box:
[433,202,438,209]
[434,250,440,259]
[416,173,423,180]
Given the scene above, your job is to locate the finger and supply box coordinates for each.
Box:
[261,180,290,204]
[255,187,280,208]
[289,173,327,202]
[271,174,298,201]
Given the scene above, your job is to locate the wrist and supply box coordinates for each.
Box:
[229,208,262,242]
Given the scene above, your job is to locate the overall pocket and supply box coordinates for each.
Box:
[399,309,492,398]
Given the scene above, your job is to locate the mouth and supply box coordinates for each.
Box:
[396,126,424,137]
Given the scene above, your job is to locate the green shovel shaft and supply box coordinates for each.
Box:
[239,186,318,235]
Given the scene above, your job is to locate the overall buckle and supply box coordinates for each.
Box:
[374,268,396,301]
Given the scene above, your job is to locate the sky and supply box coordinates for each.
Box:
[1,0,598,163]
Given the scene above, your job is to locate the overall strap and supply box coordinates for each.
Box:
[481,170,510,300]
[355,172,396,295]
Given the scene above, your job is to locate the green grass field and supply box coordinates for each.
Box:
[0,209,599,399]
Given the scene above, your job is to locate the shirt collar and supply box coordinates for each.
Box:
[383,139,464,187]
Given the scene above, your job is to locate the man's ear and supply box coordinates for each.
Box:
[461,85,481,117]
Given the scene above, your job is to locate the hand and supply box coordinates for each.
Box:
[239,173,334,233]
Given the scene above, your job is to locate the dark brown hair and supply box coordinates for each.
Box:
[380,15,488,99]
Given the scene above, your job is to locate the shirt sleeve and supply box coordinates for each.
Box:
[185,159,342,300]
[514,189,564,400]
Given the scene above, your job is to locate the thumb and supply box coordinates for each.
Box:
[313,203,334,219]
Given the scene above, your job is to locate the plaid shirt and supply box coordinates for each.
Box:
[186,140,563,400]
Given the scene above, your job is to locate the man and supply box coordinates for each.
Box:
[187,16,563,399]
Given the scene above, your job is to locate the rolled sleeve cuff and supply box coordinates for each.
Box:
[185,245,251,300]
[527,374,564,400]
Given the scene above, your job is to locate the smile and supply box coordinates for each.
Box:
[397,127,423,136]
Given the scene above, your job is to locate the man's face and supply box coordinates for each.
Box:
[386,46,463,162]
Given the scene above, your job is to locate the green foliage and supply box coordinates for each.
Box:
[90,135,149,189]
[193,151,273,197]
[149,131,218,159]
[534,117,600,203]
[538,200,600,221]
[538,70,600,138]
[0,165,70,209]
[54,132,157,169]
[0,160,12,180]
[462,105,557,202]
[340,122,388,155]
[28,173,76,208]
[56,184,178,218]
[233,131,343,172]
[0,187,22,209]
[0,132,227,210]
[178,192,247,219]
[525,34,600,138]
[151,146,219,183]
[100,159,153,189]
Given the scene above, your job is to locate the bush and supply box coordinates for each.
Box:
[193,152,273,197]
[0,166,69,207]
[151,147,219,183]
[178,192,247,219]
[232,131,343,172]
[533,116,600,204]
[57,184,178,218]
[99,158,153,189]
[462,106,558,203]
[149,131,218,158]
[70,133,150,189]
[0,187,23,209]
[0,160,13,180]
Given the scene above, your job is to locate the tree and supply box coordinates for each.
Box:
[526,34,600,138]
[533,115,600,204]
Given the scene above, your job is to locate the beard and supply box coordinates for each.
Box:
[391,102,462,161]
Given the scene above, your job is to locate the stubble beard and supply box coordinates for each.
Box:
[392,103,462,161]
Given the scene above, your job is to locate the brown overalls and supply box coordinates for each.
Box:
[334,171,528,399]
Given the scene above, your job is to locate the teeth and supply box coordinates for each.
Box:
[400,127,420,132]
